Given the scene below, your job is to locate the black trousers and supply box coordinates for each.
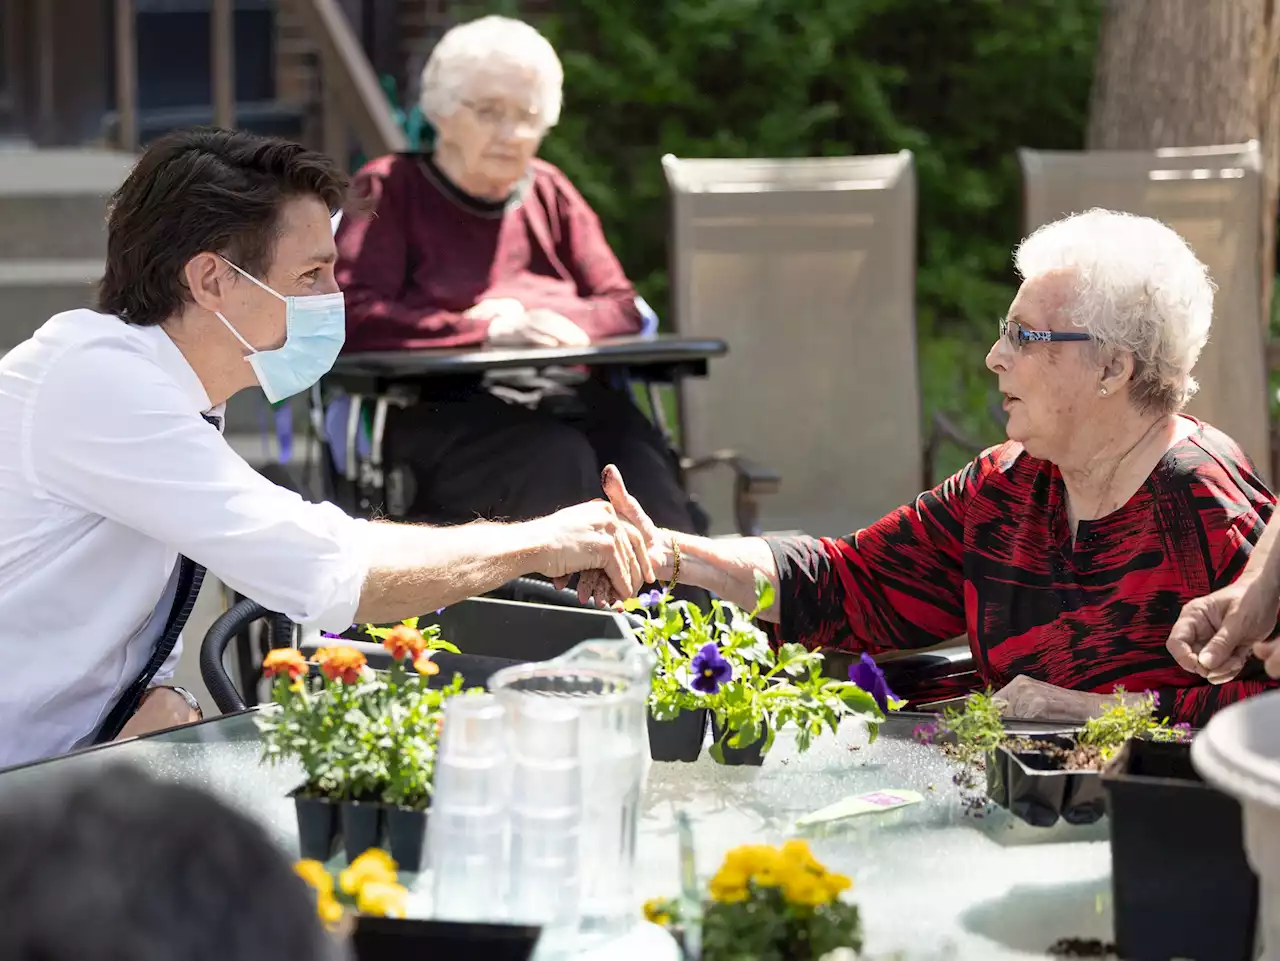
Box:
[383,378,701,536]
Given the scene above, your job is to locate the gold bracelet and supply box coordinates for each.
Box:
[666,534,681,591]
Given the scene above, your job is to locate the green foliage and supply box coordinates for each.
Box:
[627,573,888,762]
[449,0,1104,459]
[1079,689,1191,760]
[937,689,1006,766]
[256,623,480,808]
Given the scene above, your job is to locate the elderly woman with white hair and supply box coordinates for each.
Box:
[334,16,701,546]
[598,208,1278,725]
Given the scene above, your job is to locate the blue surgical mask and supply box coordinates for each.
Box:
[215,258,346,404]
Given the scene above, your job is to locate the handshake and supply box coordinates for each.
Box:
[531,464,669,607]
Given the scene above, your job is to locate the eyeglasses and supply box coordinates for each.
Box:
[460,99,544,133]
[999,317,1093,351]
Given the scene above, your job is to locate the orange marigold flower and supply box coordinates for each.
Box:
[383,624,426,661]
[413,654,440,677]
[316,645,367,684]
[263,648,308,680]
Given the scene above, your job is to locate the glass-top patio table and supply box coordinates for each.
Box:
[0,710,1112,960]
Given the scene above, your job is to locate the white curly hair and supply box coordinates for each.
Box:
[1013,208,1215,415]
[419,15,563,129]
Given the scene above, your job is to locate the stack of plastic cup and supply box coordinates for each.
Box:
[427,694,510,923]
[503,695,583,934]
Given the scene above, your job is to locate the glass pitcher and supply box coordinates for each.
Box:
[489,637,656,945]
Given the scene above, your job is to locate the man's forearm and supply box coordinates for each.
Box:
[661,532,782,620]
[353,520,544,624]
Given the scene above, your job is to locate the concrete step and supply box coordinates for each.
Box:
[0,260,100,350]
[0,195,113,260]
[0,149,133,261]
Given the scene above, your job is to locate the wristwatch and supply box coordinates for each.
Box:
[146,684,204,720]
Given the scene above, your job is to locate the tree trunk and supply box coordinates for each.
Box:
[1088,0,1280,330]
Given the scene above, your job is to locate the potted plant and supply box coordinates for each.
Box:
[643,839,861,960]
[358,620,467,871]
[1102,737,1256,961]
[258,618,475,863]
[629,575,897,766]
[296,847,543,960]
[923,689,1191,826]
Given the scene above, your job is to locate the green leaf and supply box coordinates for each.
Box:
[752,570,776,615]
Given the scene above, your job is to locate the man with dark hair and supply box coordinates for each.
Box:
[0,764,338,961]
[0,127,654,767]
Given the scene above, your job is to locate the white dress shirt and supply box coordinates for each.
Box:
[0,309,372,767]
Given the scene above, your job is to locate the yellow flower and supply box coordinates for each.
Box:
[642,898,673,926]
[317,892,345,927]
[293,858,334,897]
[780,838,817,868]
[339,848,399,895]
[709,865,750,903]
[357,880,409,918]
[824,871,853,899]
[782,871,830,908]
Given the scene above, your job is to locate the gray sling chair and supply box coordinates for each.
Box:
[1020,141,1272,483]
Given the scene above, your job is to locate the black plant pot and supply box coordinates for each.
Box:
[341,800,385,862]
[385,805,430,873]
[352,916,542,961]
[291,788,340,861]
[1102,739,1257,961]
[710,718,766,767]
[648,708,708,762]
[987,734,1106,827]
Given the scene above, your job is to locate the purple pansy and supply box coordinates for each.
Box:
[690,642,733,694]
[849,652,898,714]
[637,589,665,609]
[912,722,937,746]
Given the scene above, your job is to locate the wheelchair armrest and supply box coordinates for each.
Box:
[876,646,976,686]
[681,450,781,537]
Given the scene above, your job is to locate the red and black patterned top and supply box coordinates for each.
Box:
[765,420,1279,725]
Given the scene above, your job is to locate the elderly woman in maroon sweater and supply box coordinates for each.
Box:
[335,16,697,535]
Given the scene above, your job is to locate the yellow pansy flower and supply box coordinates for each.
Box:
[293,859,334,897]
[643,898,673,926]
[339,848,399,895]
[357,880,409,918]
[824,870,853,898]
[317,892,345,928]
[783,871,831,908]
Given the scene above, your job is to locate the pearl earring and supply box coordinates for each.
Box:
[1099,387,1108,396]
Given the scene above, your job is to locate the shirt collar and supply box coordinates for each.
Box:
[141,324,218,419]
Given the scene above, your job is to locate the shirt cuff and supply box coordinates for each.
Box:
[762,533,829,644]
[306,515,374,633]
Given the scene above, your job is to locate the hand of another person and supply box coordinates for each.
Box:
[1167,575,1280,683]
[467,297,526,325]
[485,306,590,348]
[992,675,1131,724]
[522,308,590,347]
[529,491,653,604]
[115,686,201,741]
